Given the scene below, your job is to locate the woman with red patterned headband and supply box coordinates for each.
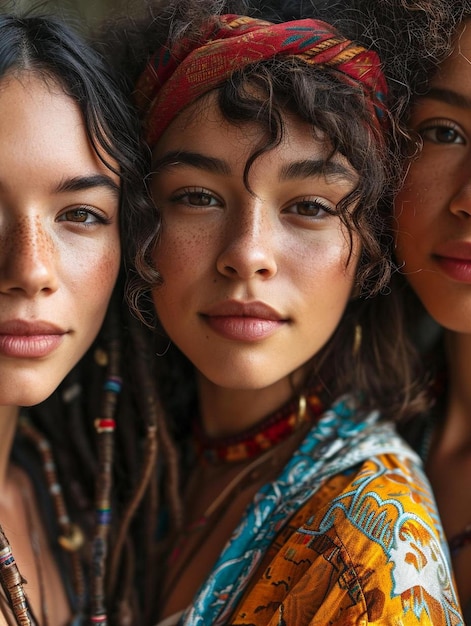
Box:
[104,1,463,624]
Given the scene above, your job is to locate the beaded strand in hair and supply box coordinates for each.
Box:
[0,527,36,626]
[104,311,185,623]
[17,417,87,617]
[0,414,89,626]
[61,370,98,486]
[90,314,122,625]
[106,314,159,610]
[131,316,185,623]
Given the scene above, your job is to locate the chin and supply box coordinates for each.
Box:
[0,378,60,409]
[421,300,471,334]
[204,370,287,392]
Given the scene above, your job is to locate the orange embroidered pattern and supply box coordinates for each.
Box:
[180,397,463,625]
[232,456,462,625]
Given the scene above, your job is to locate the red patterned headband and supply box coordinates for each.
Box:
[135,14,388,147]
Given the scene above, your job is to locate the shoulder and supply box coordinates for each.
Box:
[233,453,463,625]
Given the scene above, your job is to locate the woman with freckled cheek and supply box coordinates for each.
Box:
[0,77,120,403]
[392,12,471,620]
[0,10,154,626]
[117,0,463,623]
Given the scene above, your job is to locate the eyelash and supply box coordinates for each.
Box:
[418,119,466,145]
[57,207,111,225]
[287,198,337,218]
[171,188,221,207]
[170,188,339,216]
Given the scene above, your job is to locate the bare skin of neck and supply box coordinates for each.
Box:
[197,366,306,438]
[426,331,471,608]
[0,405,70,626]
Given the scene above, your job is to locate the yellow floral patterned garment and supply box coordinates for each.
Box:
[232,454,461,625]
[180,396,463,625]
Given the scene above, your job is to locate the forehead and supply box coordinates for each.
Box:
[153,91,353,171]
[0,71,76,129]
[0,72,120,187]
[433,19,471,83]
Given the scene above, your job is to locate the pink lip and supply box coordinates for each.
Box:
[434,256,471,283]
[433,241,471,283]
[201,300,287,342]
[0,320,67,358]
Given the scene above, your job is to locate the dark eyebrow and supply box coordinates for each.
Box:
[153,151,230,175]
[56,174,120,197]
[422,87,471,110]
[280,159,357,184]
[153,151,356,184]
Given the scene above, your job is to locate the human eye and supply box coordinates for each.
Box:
[57,207,111,225]
[418,119,466,145]
[171,188,222,208]
[284,197,337,218]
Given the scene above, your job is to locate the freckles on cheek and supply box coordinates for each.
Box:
[402,160,439,202]
[70,247,120,293]
[157,230,209,273]
[400,184,423,209]
[297,241,355,281]
[324,256,355,280]
[98,249,120,285]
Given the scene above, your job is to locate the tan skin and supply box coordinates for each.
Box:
[0,73,120,624]
[395,19,471,610]
[0,466,67,626]
[150,94,360,617]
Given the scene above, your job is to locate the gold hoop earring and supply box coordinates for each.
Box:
[296,394,307,423]
[352,324,362,357]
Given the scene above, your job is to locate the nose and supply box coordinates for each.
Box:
[449,179,471,219]
[0,214,59,297]
[216,202,278,280]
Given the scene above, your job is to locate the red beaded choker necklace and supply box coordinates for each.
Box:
[195,390,325,464]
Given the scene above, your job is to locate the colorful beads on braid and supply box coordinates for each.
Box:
[94,419,116,434]
[0,530,35,626]
[106,314,160,611]
[90,326,122,625]
[14,415,89,624]
[103,377,122,395]
[0,546,15,568]
[18,417,87,614]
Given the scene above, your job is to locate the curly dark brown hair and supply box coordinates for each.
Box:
[103,0,420,426]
